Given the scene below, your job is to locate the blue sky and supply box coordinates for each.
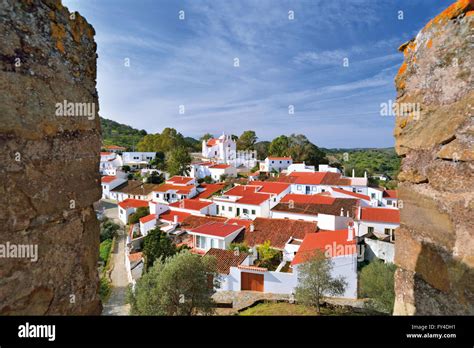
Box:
[64,0,453,148]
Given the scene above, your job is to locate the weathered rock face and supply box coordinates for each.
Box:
[0,0,102,314]
[393,0,474,315]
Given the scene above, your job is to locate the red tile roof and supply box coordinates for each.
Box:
[233,217,317,249]
[101,176,117,183]
[281,193,336,205]
[189,222,244,238]
[167,176,194,185]
[139,214,156,224]
[360,207,400,224]
[169,199,213,211]
[100,152,113,156]
[224,218,253,230]
[118,199,149,209]
[220,185,272,205]
[159,210,191,223]
[206,138,218,146]
[154,183,194,194]
[250,181,291,195]
[128,252,143,262]
[204,248,248,274]
[194,183,225,199]
[331,187,370,201]
[181,215,226,230]
[210,164,230,169]
[383,190,398,199]
[292,229,357,265]
[289,172,328,185]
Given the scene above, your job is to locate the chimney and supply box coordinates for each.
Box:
[173,214,178,224]
[352,169,355,178]
[364,171,367,178]
[340,207,344,216]
[250,224,255,232]
[347,225,354,241]
[346,210,350,217]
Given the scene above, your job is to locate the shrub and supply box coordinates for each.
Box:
[128,207,150,225]
[99,239,113,263]
[359,259,397,314]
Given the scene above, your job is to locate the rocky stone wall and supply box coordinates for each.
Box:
[0,0,102,314]
[393,0,474,315]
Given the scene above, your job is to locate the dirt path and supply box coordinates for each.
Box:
[100,201,131,316]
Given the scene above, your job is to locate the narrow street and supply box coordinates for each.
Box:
[99,200,131,316]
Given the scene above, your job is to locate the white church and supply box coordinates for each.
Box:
[202,133,257,168]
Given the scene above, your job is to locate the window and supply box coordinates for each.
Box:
[387,200,392,205]
[279,161,282,164]
[243,209,249,214]
[271,160,274,164]
[229,207,233,212]
[368,227,374,234]
[371,193,376,199]
[273,198,276,202]
[156,193,160,198]
[297,185,302,190]
[197,236,207,249]
[357,189,363,193]
[211,239,217,248]
[172,194,176,198]
[321,189,325,192]
[251,210,256,215]
[384,228,390,234]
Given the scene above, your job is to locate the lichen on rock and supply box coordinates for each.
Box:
[393,0,474,315]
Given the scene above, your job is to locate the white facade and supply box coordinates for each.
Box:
[122,152,156,169]
[357,220,399,239]
[101,177,127,199]
[364,238,395,263]
[286,162,316,173]
[190,163,238,181]
[100,152,123,176]
[139,217,157,237]
[213,197,271,219]
[318,164,342,173]
[202,133,257,168]
[188,228,243,253]
[259,157,293,173]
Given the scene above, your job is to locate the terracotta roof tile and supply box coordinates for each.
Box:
[189,222,244,237]
[292,230,357,265]
[118,199,149,209]
[233,217,317,249]
[204,248,248,274]
[360,207,400,224]
[331,187,370,201]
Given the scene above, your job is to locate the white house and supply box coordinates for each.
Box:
[110,180,158,202]
[118,198,150,225]
[213,182,290,219]
[286,162,316,173]
[382,190,398,208]
[259,157,293,173]
[202,133,257,168]
[190,162,237,181]
[122,152,156,169]
[270,194,358,230]
[139,214,157,237]
[279,171,368,196]
[318,164,342,173]
[151,176,198,204]
[101,175,127,199]
[356,207,400,240]
[217,228,358,298]
[99,152,123,176]
[186,222,245,252]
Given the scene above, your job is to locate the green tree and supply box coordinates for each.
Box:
[200,133,214,142]
[142,228,177,270]
[128,250,219,315]
[257,240,280,269]
[100,218,120,242]
[254,141,270,160]
[146,171,165,184]
[166,147,192,176]
[295,250,347,313]
[237,130,258,150]
[228,242,250,254]
[128,207,150,225]
[359,259,397,314]
[268,135,290,157]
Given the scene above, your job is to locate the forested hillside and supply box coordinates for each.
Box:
[100,117,147,150]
